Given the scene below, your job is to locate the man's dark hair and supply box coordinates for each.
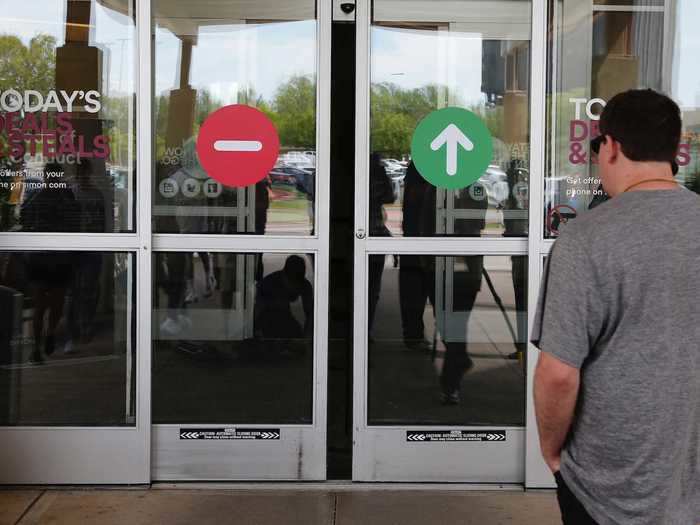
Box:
[283,255,306,283]
[599,89,681,165]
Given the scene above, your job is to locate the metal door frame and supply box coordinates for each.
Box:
[526,0,678,488]
[0,0,152,484]
[150,0,332,481]
[352,0,548,483]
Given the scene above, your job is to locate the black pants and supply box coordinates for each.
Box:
[555,472,599,525]
[367,255,386,335]
[440,256,482,394]
[398,256,434,341]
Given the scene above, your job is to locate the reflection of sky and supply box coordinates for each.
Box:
[0,1,135,96]
[2,2,699,111]
[371,26,485,107]
[155,21,316,102]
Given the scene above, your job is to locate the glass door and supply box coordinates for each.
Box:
[353,0,533,482]
[150,0,331,480]
[0,0,149,483]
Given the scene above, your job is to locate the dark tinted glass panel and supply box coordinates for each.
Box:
[153,252,314,424]
[367,255,527,426]
[0,1,137,233]
[0,251,136,426]
[153,1,316,235]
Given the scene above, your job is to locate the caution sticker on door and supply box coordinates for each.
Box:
[406,430,506,442]
[179,428,281,440]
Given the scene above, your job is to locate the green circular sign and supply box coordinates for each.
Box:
[410,107,493,190]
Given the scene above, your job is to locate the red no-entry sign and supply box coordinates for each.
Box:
[196,104,280,188]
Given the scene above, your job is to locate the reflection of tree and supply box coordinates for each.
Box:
[0,35,57,217]
[269,75,316,149]
[370,83,437,157]
[0,34,133,169]
[102,95,135,168]
[0,34,56,94]
[369,82,505,158]
[0,35,57,168]
[155,75,514,161]
[155,75,317,154]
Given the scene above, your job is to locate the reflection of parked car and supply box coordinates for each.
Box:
[384,158,407,168]
[380,159,406,175]
[478,165,509,208]
[279,151,315,169]
[269,165,314,196]
[268,167,299,185]
[108,166,130,191]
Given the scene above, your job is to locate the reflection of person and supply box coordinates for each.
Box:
[72,159,106,232]
[255,177,271,235]
[25,252,73,363]
[438,184,487,405]
[533,90,699,524]
[67,160,105,351]
[163,140,221,304]
[504,159,528,359]
[399,162,434,350]
[367,154,395,337]
[67,250,102,350]
[253,177,271,281]
[19,162,78,362]
[157,252,191,336]
[20,162,79,233]
[254,256,313,351]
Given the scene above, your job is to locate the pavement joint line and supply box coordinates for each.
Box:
[14,489,45,525]
[331,494,338,525]
[150,482,528,492]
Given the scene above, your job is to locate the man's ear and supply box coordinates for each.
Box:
[607,135,620,164]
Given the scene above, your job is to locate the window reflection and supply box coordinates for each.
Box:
[153,1,316,235]
[370,7,531,238]
[546,0,700,237]
[0,251,136,426]
[0,0,137,233]
[368,255,526,426]
[152,252,314,424]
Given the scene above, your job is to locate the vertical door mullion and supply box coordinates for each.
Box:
[136,0,153,483]
[312,0,332,479]
[352,0,371,480]
[525,0,550,488]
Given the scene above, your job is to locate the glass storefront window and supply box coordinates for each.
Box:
[369,0,532,238]
[367,254,527,426]
[0,1,137,233]
[152,252,314,424]
[0,251,136,426]
[153,1,317,235]
[546,0,700,237]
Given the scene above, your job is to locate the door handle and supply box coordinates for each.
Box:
[355,229,366,239]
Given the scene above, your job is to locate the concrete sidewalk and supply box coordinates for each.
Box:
[1,487,560,525]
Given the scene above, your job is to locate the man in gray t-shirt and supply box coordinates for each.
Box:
[532,89,700,525]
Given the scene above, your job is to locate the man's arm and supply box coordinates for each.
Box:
[534,351,581,473]
[301,281,314,335]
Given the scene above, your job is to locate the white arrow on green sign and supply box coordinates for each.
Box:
[411,107,493,190]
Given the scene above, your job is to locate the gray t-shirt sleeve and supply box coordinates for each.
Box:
[531,230,605,369]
